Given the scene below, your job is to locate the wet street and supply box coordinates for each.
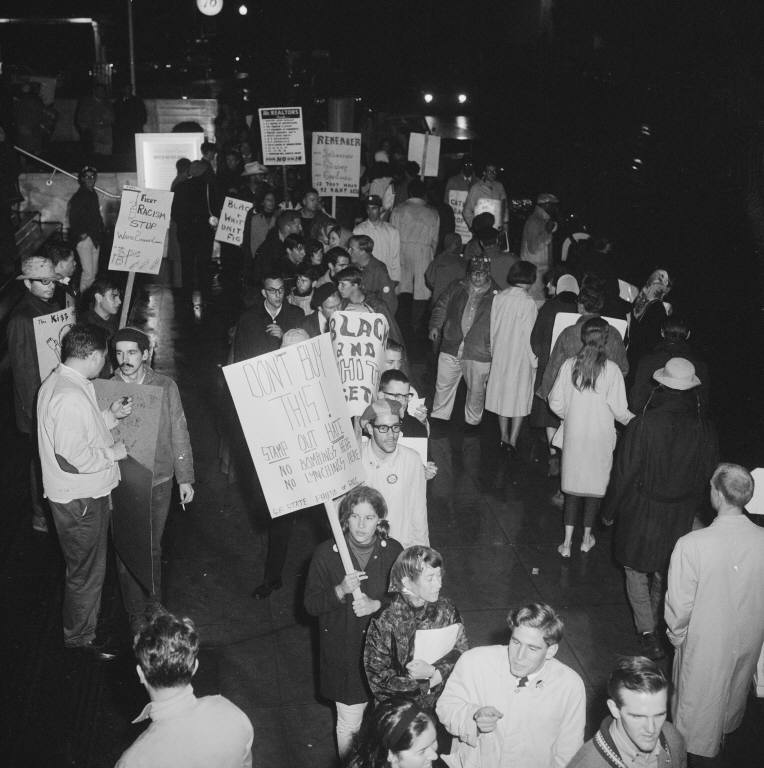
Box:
[1,269,762,768]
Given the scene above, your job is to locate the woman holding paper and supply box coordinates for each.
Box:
[363,546,468,712]
[304,485,403,760]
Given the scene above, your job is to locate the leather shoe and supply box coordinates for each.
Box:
[251,580,282,600]
[65,638,121,662]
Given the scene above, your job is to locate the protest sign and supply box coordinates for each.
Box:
[408,132,440,177]
[223,333,363,518]
[311,132,362,197]
[94,380,164,592]
[329,311,389,416]
[259,107,306,165]
[33,307,76,380]
[215,196,253,246]
[135,133,204,190]
[550,312,628,351]
[447,189,470,243]
[109,186,174,275]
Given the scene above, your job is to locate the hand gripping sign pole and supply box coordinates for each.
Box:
[223,333,366,597]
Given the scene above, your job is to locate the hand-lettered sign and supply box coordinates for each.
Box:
[447,189,470,243]
[109,186,174,275]
[312,132,362,197]
[33,307,76,380]
[223,333,363,518]
[550,312,629,352]
[259,107,306,166]
[215,196,254,246]
[329,311,389,416]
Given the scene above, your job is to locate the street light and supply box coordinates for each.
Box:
[238,4,248,14]
[457,93,467,104]
[424,93,434,104]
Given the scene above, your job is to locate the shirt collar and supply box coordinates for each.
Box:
[264,301,281,320]
[609,718,662,765]
[132,684,197,724]
[60,362,90,384]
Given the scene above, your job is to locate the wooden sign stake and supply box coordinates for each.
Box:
[119,271,136,329]
[324,498,363,599]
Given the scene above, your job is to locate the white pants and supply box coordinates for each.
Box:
[431,352,491,425]
[336,701,367,758]
[76,236,100,294]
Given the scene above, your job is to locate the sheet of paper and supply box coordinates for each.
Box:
[413,624,460,664]
[747,468,764,515]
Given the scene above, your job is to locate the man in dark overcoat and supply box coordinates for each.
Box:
[605,357,717,662]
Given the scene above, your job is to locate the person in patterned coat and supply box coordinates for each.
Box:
[363,545,468,711]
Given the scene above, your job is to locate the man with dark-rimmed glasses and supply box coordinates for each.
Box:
[359,398,427,548]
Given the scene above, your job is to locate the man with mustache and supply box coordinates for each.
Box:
[111,327,194,631]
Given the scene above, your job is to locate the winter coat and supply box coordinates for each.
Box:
[429,278,500,363]
[304,535,402,704]
[608,389,718,572]
[68,187,104,245]
[364,593,468,710]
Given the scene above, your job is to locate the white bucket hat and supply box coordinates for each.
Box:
[653,357,701,390]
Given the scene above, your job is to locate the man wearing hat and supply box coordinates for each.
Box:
[241,160,269,200]
[301,284,341,337]
[463,211,518,290]
[429,258,499,429]
[521,193,559,305]
[606,358,718,661]
[111,327,195,629]
[353,194,401,286]
[360,399,428,548]
[67,165,104,294]
[8,254,63,533]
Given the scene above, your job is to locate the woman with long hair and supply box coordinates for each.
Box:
[304,486,403,760]
[346,700,439,768]
[548,317,633,557]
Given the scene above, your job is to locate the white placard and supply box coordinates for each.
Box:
[259,107,305,165]
[413,624,461,665]
[215,196,253,245]
[618,278,639,303]
[135,133,204,190]
[109,187,174,275]
[223,333,363,518]
[311,132,362,197]
[408,132,440,177]
[33,308,76,380]
[329,311,389,417]
[747,468,764,516]
[550,312,628,352]
[448,189,470,243]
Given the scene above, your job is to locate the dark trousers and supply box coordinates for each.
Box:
[116,480,173,624]
[563,494,600,528]
[48,495,111,645]
[178,231,213,295]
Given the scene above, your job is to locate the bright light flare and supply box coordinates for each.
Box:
[423,93,434,104]
[238,4,248,15]
[457,93,467,104]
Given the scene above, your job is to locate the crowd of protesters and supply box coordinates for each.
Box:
[3,122,764,768]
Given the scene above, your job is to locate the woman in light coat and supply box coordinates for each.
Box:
[548,317,633,556]
[485,261,538,455]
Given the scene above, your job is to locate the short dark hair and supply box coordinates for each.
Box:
[577,278,605,314]
[507,603,564,646]
[661,315,690,343]
[408,179,426,199]
[338,485,389,539]
[350,234,374,254]
[134,612,199,689]
[380,369,410,388]
[334,266,363,286]
[62,323,109,361]
[200,140,216,155]
[284,233,305,251]
[607,656,668,708]
[91,276,121,300]
[303,187,319,199]
[44,241,74,266]
[307,238,324,255]
[326,247,349,267]
[405,160,420,177]
[276,209,301,233]
[175,157,191,173]
[262,273,285,286]
[507,261,537,286]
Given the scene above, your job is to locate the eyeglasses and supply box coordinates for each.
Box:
[371,423,401,433]
[382,391,413,400]
[264,287,285,295]
[30,279,56,286]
